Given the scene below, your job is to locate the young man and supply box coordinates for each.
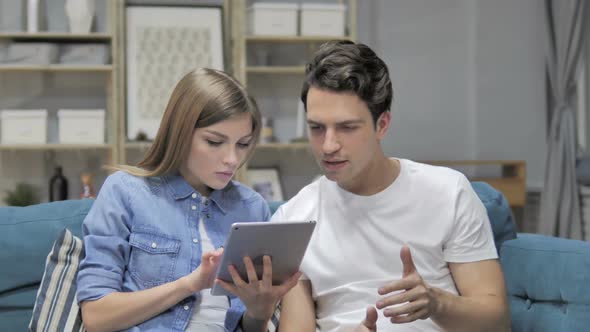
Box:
[272,41,510,331]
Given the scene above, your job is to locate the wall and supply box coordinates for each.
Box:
[0,0,548,202]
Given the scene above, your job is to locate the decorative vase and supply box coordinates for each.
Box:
[49,166,68,202]
[65,0,94,33]
[27,0,40,32]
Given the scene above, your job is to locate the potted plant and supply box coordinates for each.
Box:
[4,182,39,206]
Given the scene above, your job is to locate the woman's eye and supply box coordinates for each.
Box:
[237,142,251,149]
[207,140,223,146]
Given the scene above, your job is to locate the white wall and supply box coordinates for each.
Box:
[0,0,548,202]
[473,0,546,190]
[363,0,546,189]
[370,0,478,161]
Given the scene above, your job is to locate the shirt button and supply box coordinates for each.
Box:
[192,193,197,199]
[183,305,189,310]
[204,200,209,206]
[206,213,210,218]
[191,205,196,210]
[151,242,157,249]
[192,238,199,244]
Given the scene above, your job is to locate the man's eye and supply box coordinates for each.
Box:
[207,140,223,146]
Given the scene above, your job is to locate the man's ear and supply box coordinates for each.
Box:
[375,111,391,139]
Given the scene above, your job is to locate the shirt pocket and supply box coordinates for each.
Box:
[128,231,181,288]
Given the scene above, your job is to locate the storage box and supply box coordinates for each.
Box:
[247,3,298,36]
[58,109,105,144]
[1,43,59,65]
[300,3,346,37]
[0,110,47,144]
[59,44,110,65]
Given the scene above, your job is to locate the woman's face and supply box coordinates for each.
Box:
[180,113,254,195]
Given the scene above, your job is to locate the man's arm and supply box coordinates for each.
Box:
[377,247,510,332]
[430,259,510,332]
[277,280,316,332]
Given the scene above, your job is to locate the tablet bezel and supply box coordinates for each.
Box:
[210,220,316,296]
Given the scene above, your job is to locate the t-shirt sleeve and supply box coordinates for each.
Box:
[443,175,498,263]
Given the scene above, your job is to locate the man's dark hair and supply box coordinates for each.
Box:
[301,40,393,125]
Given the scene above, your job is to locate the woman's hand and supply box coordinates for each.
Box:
[181,248,224,293]
[215,255,301,322]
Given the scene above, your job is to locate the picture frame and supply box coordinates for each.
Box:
[125,4,225,140]
[246,168,284,201]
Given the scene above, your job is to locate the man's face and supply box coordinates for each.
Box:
[306,87,389,192]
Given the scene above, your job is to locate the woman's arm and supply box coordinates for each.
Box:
[82,249,223,332]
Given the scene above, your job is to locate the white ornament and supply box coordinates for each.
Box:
[65,0,95,33]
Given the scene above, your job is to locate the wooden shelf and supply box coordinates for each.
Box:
[0,143,114,151]
[246,66,306,74]
[246,35,351,43]
[0,32,112,40]
[0,65,113,72]
[125,142,153,149]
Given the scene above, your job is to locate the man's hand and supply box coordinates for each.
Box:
[376,245,439,324]
[350,306,378,332]
[216,255,301,322]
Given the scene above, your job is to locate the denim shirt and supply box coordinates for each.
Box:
[76,171,271,331]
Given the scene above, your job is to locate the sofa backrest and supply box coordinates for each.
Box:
[0,199,93,331]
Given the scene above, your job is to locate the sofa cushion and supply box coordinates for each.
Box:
[29,228,85,331]
[501,233,590,331]
[0,199,93,331]
[471,181,517,251]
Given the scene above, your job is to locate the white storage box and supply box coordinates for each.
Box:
[58,109,105,144]
[301,3,346,37]
[247,3,298,36]
[0,110,47,144]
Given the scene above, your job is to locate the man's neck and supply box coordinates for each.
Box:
[341,156,400,196]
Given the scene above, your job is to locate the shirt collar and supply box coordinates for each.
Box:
[163,174,235,214]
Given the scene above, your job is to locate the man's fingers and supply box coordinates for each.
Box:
[362,306,378,328]
[390,307,429,324]
[243,256,259,283]
[378,277,419,295]
[400,245,416,277]
[383,299,427,318]
[376,287,422,309]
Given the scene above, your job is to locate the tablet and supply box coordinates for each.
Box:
[210,220,316,296]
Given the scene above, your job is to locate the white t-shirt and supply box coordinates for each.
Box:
[271,159,498,332]
[186,198,229,332]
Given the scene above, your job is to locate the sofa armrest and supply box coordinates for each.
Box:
[500,233,590,331]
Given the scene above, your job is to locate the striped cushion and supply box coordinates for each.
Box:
[29,228,85,332]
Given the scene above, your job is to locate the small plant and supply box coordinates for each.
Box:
[4,182,39,207]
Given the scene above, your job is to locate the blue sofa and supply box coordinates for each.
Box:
[1,183,589,331]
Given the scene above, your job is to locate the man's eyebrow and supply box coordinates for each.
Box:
[307,119,364,125]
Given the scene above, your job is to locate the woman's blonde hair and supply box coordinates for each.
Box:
[116,68,261,177]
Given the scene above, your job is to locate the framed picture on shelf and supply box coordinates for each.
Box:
[246,168,284,201]
[125,4,224,140]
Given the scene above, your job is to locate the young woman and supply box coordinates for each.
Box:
[76,68,299,332]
